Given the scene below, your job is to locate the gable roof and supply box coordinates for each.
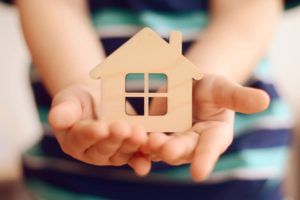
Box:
[90,27,202,80]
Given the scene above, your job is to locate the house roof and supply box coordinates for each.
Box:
[90,27,202,80]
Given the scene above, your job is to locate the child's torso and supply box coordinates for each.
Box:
[24,1,292,199]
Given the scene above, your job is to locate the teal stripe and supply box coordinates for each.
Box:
[26,143,44,157]
[234,99,292,136]
[38,106,49,124]
[214,147,288,172]
[92,8,141,27]
[92,8,208,33]
[153,146,288,181]
[285,0,300,9]
[253,58,270,78]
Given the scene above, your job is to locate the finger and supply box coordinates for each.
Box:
[109,125,147,166]
[212,78,270,114]
[129,154,151,176]
[83,121,131,165]
[92,121,131,158]
[118,125,147,154]
[68,121,109,153]
[56,121,108,159]
[140,143,151,154]
[159,131,199,165]
[49,94,82,131]
[148,132,170,154]
[109,153,132,166]
[190,123,233,182]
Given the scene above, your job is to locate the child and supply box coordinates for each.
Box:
[6,0,300,199]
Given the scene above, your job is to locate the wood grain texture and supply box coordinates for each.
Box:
[90,27,202,132]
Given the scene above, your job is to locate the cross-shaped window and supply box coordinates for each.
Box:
[125,73,167,116]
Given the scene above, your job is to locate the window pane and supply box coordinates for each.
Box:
[149,73,167,93]
[125,73,144,92]
[149,97,167,116]
[125,97,144,115]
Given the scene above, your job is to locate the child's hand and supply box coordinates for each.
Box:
[48,84,151,176]
[148,74,270,181]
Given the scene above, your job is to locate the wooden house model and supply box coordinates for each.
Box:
[90,28,202,132]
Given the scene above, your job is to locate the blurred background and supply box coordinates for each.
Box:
[0,2,300,199]
[0,3,42,198]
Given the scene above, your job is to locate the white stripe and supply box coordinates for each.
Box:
[235,116,294,137]
[251,74,274,84]
[206,167,284,183]
[247,74,275,86]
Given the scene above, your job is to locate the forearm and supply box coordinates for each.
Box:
[16,0,104,96]
[186,0,283,83]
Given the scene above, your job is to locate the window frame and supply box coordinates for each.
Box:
[125,73,168,116]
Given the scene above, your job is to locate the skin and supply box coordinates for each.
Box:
[16,0,281,180]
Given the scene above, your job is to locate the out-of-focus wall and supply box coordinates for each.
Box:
[0,3,42,181]
[269,7,300,113]
[268,7,300,199]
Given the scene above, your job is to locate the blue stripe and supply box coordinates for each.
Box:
[31,82,52,108]
[27,179,106,200]
[24,166,283,200]
[101,37,193,55]
[40,135,80,161]
[224,129,291,155]
[88,0,208,13]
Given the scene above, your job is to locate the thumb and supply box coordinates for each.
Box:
[218,86,271,114]
[208,76,271,114]
[48,93,82,131]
